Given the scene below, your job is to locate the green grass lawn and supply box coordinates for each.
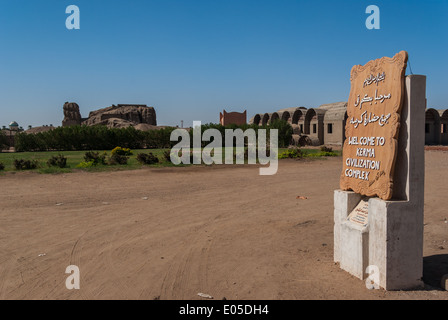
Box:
[0,148,341,174]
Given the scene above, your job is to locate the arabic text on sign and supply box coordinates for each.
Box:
[354,90,392,109]
[363,72,386,87]
[350,111,391,128]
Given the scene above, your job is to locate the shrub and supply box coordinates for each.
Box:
[278,148,306,159]
[269,119,293,148]
[47,154,68,168]
[108,153,128,165]
[13,159,39,170]
[76,160,95,168]
[318,151,338,157]
[136,153,159,165]
[306,150,338,158]
[84,151,106,166]
[317,146,337,157]
[163,150,172,162]
[0,162,4,171]
[111,147,133,156]
[0,131,8,149]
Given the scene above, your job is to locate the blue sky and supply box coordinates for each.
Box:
[0,0,447,127]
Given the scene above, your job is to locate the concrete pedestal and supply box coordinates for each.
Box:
[334,75,426,290]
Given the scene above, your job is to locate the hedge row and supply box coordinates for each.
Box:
[14,120,293,152]
[187,120,292,148]
[14,126,176,152]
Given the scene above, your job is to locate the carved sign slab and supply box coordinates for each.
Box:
[347,199,369,227]
[340,51,408,200]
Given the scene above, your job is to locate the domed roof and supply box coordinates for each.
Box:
[9,121,19,127]
[323,106,348,122]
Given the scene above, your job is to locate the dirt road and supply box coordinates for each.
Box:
[0,152,447,299]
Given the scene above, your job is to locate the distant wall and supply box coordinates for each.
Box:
[220,110,247,126]
[323,120,346,146]
[323,106,348,146]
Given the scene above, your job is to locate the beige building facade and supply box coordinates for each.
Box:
[249,103,448,146]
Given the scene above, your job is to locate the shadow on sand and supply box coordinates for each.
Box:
[423,254,448,289]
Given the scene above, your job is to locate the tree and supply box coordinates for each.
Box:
[267,119,293,148]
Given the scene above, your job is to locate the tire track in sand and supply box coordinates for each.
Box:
[67,231,93,300]
[0,249,15,299]
[158,219,217,300]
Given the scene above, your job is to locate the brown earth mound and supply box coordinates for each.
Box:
[82,104,157,127]
[62,103,157,129]
[25,126,55,134]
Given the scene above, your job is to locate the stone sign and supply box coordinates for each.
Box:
[340,51,408,200]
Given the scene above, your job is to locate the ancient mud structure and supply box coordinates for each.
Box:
[62,103,157,128]
[62,102,82,127]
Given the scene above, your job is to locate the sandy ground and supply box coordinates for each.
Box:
[0,151,447,300]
